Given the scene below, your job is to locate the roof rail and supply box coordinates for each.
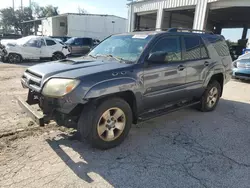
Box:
[167,28,214,34]
[133,27,157,32]
[133,27,214,35]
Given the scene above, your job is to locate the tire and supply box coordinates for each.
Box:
[77,98,133,149]
[198,80,222,112]
[52,52,65,61]
[8,53,22,64]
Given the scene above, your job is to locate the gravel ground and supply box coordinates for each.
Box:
[0,62,250,188]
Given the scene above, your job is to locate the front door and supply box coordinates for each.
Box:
[182,35,210,98]
[22,38,41,59]
[143,36,187,110]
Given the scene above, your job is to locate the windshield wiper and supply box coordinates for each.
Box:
[95,54,126,62]
[88,54,97,58]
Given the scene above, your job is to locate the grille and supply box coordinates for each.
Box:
[235,72,250,78]
[22,70,42,90]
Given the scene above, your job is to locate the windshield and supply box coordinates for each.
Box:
[65,37,76,45]
[88,34,153,62]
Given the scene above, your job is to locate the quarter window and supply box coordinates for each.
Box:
[46,39,56,46]
[206,36,230,56]
[150,37,181,62]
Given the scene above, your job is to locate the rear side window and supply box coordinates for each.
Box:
[46,39,56,46]
[183,36,201,60]
[206,36,230,56]
[74,38,83,45]
[82,38,92,45]
[183,36,209,60]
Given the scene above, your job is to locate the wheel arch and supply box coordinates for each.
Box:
[208,73,224,97]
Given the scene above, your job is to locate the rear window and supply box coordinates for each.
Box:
[205,36,230,57]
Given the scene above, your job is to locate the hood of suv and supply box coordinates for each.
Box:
[26,57,132,80]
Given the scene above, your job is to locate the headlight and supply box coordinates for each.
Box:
[42,78,80,97]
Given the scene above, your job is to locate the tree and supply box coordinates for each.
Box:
[0,3,59,34]
[31,2,59,18]
[77,6,88,14]
[0,8,17,33]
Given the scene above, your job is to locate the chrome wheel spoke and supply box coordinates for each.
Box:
[106,130,115,140]
[102,110,111,121]
[113,109,123,119]
[98,123,107,135]
[115,122,125,131]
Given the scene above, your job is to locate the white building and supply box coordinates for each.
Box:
[128,0,250,39]
[41,13,127,40]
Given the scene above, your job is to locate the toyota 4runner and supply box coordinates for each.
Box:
[18,28,232,149]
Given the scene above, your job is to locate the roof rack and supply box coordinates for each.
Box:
[133,27,214,35]
[167,28,214,34]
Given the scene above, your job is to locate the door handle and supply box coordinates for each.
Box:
[178,65,185,71]
[204,61,210,67]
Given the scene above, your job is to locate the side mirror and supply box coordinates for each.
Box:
[147,51,167,63]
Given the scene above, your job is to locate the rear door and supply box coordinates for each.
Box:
[71,38,84,55]
[143,36,187,110]
[182,35,210,97]
[82,38,92,55]
[41,39,58,58]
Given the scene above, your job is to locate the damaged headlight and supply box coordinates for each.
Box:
[42,78,80,97]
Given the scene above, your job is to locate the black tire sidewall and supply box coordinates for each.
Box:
[52,53,64,60]
[201,81,221,112]
[8,54,22,64]
[81,98,133,149]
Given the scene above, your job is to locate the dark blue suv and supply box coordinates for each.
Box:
[19,28,232,149]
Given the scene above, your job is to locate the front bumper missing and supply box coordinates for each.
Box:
[17,97,45,126]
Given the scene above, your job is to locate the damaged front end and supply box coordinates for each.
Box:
[0,44,8,62]
[18,70,83,127]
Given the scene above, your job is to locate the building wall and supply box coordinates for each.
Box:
[52,16,67,36]
[129,0,219,31]
[67,15,127,40]
[41,17,53,36]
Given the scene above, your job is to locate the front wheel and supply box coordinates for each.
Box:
[52,52,65,61]
[78,98,132,149]
[8,53,22,64]
[198,80,221,112]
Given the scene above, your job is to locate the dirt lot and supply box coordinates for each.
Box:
[0,62,250,188]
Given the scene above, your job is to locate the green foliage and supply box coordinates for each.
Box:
[31,2,59,18]
[0,3,59,34]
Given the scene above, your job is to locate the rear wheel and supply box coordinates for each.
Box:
[78,98,132,149]
[52,52,65,61]
[8,53,22,64]
[198,80,221,112]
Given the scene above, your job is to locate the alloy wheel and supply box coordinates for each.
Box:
[97,107,126,142]
[207,87,218,108]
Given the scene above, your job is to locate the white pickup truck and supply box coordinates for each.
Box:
[0,36,70,63]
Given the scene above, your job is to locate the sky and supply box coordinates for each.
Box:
[0,0,249,41]
[0,0,129,18]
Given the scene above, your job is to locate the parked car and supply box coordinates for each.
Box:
[18,28,232,149]
[0,36,70,63]
[232,53,250,80]
[65,37,100,55]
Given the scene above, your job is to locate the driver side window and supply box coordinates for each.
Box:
[150,36,182,62]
